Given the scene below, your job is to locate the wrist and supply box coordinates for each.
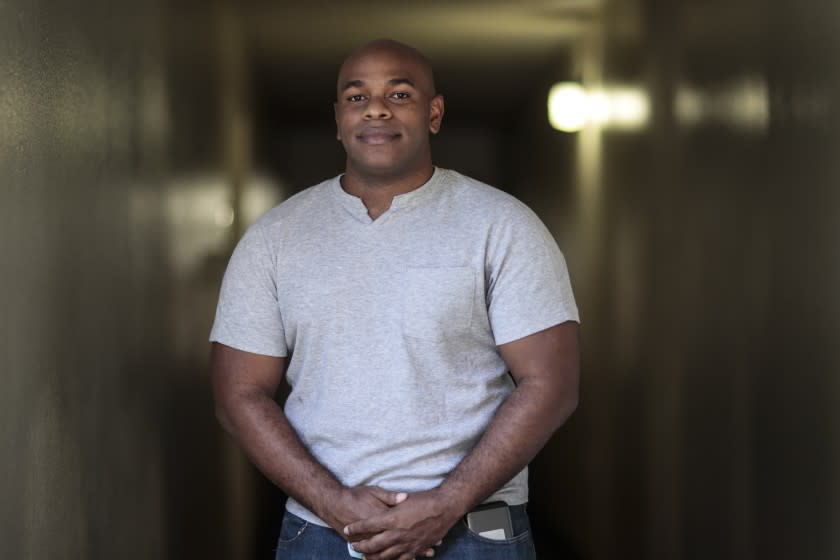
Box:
[311,481,348,526]
[429,484,472,521]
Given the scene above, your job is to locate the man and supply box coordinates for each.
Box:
[210,39,580,560]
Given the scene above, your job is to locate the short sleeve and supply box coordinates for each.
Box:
[209,223,288,357]
[485,204,579,346]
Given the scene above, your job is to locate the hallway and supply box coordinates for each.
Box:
[2,1,839,558]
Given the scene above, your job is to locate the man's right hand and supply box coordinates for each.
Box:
[322,485,407,539]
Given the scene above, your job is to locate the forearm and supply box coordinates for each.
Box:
[215,389,344,521]
[437,376,577,515]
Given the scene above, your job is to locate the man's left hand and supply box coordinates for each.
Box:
[343,488,461,560]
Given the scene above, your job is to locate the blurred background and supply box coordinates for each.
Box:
[2,0,839,558]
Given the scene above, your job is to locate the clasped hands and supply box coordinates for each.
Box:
[324,486,460,560]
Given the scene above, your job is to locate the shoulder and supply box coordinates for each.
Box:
[231,177,338,259]
[249,177,336,234]
[439,168,544,226]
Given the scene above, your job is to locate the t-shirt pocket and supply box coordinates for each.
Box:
[402,266,475,341]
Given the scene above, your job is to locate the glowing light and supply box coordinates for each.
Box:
[609,88,650,128]
[548,83,650,133]
[587,91,611,125]
[548,83,589,132]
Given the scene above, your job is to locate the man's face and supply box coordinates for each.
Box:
[334,47,444,180]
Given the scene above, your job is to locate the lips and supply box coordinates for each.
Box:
[357,128,401,145]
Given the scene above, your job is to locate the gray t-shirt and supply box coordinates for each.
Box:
[210,167,579,526]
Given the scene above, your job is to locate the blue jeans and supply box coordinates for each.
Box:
[274,505,536,559]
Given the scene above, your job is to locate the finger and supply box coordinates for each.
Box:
[344,515,390,537]
[349,531,400,555]
[346,531,378,544]
[367,486,408,506]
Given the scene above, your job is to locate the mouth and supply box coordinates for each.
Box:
[357,129,401,145]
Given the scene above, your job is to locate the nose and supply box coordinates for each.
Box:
[364,95,392,120]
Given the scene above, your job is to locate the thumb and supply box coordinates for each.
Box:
[368,486,408,506]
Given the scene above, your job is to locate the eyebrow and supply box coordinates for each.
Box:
[340,78,417,92]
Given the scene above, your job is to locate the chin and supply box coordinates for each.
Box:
[351,158,408,177]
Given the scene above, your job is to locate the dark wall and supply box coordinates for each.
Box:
[1,1,172,557]
[503,1,840,559]
[0,1,242,558]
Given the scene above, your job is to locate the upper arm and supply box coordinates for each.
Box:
[209,224,289,358]
[485,203,579,347]
[211,342,288,405]
[497,321,580,399]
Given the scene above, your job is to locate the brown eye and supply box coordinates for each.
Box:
[347,94,365,102]
[391,92,410,100]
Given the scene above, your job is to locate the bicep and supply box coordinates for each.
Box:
[211,342,288,400]
[497,321,580,390]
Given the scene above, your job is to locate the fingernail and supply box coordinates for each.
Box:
[396,492,407,501]
[343,526,350,535]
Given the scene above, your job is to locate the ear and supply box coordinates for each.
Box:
[428,94,445,134]
[334,102,342,141]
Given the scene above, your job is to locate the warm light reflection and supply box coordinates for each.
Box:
[214,205,235,228]
[675,76,770,131]
[610,89,650,127]
[164,172,284,276]
[548,82,649,132]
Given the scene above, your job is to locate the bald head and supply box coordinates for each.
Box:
[332,38,444,188]
[337,39,437,99]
